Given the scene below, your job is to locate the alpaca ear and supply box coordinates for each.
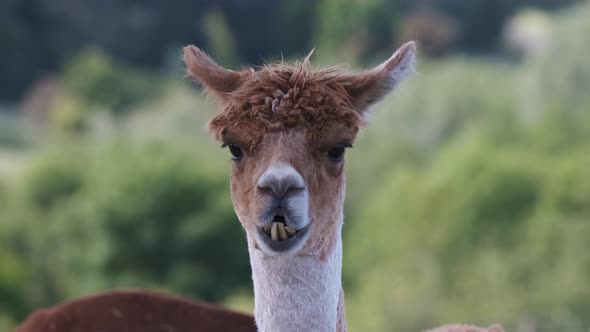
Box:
[343,41,417,116]
[183,45,247,102]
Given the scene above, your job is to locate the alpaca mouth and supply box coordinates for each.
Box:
[262,216,298,241]
[257,212,309,253]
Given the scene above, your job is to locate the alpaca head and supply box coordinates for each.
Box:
[184,42,416,258]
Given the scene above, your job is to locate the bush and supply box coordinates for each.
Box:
[345,137,590,331]
[0,248,30,322]
[522,2,590,116]
[63,49,161,113]
[0,141,250,317]
[343,5,590,329]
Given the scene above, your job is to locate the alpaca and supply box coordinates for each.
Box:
[15,42,503,332]
[182,41,418,331]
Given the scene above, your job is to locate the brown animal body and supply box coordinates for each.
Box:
[15,290,256,332]
[14,292,503,332]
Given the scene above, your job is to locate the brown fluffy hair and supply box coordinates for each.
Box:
[208,61,365,152]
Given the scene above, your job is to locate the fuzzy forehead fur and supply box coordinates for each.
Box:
[209,62,365,151]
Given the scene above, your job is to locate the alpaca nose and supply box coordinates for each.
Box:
[257,163,305,199]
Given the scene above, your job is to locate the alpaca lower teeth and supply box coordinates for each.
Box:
[277,222,287,240]
[270,222,278,241]
[284,226,296,236]
[264,222,297,241]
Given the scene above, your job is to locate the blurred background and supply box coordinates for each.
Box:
[1,0,589,331]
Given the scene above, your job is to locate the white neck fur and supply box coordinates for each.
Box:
[248,223,343,332]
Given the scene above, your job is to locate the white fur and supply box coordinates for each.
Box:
[362,41,417,121]
[257,163,306,193]
[379,41,417,90]
[248,223,343,332]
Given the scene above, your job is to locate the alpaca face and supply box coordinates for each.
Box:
[223,124,357,257]
[184,41,416,258]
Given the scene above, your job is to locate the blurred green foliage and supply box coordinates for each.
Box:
[0,113,26,148]
[202,9,239,68]
[1,1,590,331]
[314,0,400,62]
[342,4,590,330]
[63,49,161,113]
[0,0,581,101]
[0,142,249,322]
[346,140,590,331]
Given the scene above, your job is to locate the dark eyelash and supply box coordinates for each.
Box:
[335,143,353,149]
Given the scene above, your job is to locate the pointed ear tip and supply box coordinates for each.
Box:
[381,41,417,70]
[183,45,205,60]
[400,40,418,56]
[404,40,418,48]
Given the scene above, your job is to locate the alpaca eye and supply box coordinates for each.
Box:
[327,147,345,161]
[227,144,243,160]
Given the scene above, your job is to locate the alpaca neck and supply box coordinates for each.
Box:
[248,223,344,332]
